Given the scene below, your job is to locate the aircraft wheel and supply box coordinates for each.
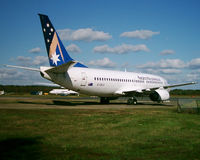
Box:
[100,97,110,104]
[127,98,137,105]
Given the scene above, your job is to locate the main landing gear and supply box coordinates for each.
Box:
[100,97,110,104]
[100,97,138,105]
[127,97,137,105]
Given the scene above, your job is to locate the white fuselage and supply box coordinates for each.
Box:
[47,67,168,97]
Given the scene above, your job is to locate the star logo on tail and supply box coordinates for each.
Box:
[50,51,60,66]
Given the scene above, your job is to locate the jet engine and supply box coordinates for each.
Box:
[149,89,170,102]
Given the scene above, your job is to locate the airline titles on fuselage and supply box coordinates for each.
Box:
[93,76,163,85]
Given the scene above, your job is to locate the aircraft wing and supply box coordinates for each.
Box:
[161,82,196,89]
[140,82,197,92]
[115,82,197,96]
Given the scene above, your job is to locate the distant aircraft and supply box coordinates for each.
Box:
[6,14,196,104]
[49,89,79,96]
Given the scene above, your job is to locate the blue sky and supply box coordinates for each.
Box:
[0,0,200,89]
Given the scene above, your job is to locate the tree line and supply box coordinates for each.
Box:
[170,89,200,96]
[0,85,59,94]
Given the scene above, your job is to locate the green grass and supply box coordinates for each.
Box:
[0,108,200,160]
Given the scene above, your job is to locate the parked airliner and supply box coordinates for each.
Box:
[49,89,79,96]
[6,14,196,104]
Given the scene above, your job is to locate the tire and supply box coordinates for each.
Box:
[127,98,137,105]
[100,97,110,104]
[133,99,137,105]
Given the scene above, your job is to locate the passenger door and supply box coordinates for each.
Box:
[80,72,87,86]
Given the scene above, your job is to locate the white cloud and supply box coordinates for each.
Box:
[138,68,181,75]
[159,59,186,68]
[0,68,23,80]
[137,59,186,69]
[161,74,187,85]
[188,58,200,69]
[160,49,175,55]
[29,47,41,54]
[121,62,131,69]
[17,56,31,62]
[58,28,112,42]
[15,56,48,66]
[93,44,149,54]
[16,56,32,66]
[88,57,116,68]
[32,56,48,66]
[120,30,160,39]
[159,69,181,74]
[0,67,45,85]
[186,73,199,81]
[66,44,81,53]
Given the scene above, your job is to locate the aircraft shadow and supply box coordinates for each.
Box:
[17,100,174,107]
[52,100,173,107]
[0,137,42,160]
[52,100,126,106]
[17,101,52,105]
[0,136,65,160]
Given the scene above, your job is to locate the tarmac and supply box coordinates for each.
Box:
[0,95,176,110]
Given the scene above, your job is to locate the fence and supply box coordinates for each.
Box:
[176,98,200,114]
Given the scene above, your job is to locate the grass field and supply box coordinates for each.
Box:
[0,96,200,160]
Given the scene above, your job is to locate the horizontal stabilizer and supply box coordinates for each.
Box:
[5,65,40,71]
[45,60,76,74]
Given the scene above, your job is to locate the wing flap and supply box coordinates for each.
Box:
[116,82,197,96]
[115,87,143,96]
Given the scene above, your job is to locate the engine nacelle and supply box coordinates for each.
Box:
[149,89,170,102]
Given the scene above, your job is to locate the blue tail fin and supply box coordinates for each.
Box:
[38,14,87,68]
